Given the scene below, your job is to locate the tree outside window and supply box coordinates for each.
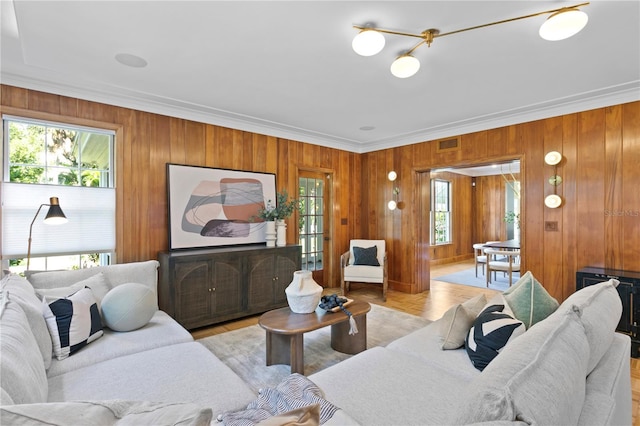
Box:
[3,117,114,272]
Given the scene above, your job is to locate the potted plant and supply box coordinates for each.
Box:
[256,190,300,246]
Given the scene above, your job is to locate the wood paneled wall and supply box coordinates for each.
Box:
[362,102,640,301]
[0,85,360,287]
[2,84,638,302]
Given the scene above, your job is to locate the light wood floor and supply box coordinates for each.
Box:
[190,260,640,425]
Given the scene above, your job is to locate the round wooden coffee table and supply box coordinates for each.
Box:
[258,300,371,374]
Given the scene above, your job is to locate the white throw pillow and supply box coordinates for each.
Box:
[43,287,104,360]
[439,294,487,350]
[36,272,111,314]
[101,282,157,332]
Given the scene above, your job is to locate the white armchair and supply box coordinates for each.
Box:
[340,239,388,302]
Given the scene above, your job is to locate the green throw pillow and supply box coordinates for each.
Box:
[503,271,559,329]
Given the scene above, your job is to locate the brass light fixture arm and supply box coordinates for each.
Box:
[353,2,589,49]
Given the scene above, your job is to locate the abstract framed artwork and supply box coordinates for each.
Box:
[167,164,276,250]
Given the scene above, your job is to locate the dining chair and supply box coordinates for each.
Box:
[472,243,487,277]
[485,248,521,286]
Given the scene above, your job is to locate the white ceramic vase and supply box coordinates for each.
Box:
[265,221,276,247]
[276,219,287,247]
[285,270,322,314]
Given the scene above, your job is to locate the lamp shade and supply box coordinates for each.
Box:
[544,194,563,208]
[544,151,562,166]
[352,29,385,56]
[388,171,397,181]
[539,8,588,41]
[44,197,68,224]
[388,200,397,210]
[390,54,420,78]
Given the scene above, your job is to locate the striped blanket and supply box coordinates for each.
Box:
[218,374,339,425]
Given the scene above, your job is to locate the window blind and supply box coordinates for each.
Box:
[1,182,115,258]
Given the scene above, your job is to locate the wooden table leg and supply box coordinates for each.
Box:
[331,314,367,354]
[265,331,305,374]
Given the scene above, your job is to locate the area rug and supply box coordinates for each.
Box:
[434,266,519,291]
[197,304,431,391]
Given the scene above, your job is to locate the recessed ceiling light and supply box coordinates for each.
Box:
[115,53,148,68]
[359,126,375,131]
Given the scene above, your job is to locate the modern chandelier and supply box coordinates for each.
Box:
[352,2,590,78]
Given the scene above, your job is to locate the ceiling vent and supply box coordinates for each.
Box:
[437,137,460,152]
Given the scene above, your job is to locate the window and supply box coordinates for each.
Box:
[298,176,323,271]
[431,179,452,245]
[2,116,115,273]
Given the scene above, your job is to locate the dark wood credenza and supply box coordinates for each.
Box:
[576,266,640,358]
[158,245,301,330]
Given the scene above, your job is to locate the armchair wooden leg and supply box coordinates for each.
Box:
[341,279,350,298]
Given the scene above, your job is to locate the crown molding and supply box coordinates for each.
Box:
[2,72,638,154]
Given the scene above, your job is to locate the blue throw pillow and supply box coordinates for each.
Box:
[352,246,380,266]
[465,304,525,371]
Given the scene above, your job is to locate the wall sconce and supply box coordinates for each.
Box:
[544,151,563,208]
[387,171,401,210]
[27,197,68,270]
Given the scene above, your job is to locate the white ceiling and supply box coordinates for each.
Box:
[1,1,639,153]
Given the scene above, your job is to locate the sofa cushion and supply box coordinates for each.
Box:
[309,346,469,425]
[352,245,380,266]
[101,282,157,331]
[36,272,111,315]
[1,274,53,369]
[46,310,193,378]
[465,304,525,371]
[556,279,622,373]
[47,342,257,415]
[454,309,590,425]
[43,287,104,360]
[387,320,481,381]
[0,294,48,404]
[503,271,559,329]
[440,294,487,350]
[27,260,159,292]
[0,400,212,425]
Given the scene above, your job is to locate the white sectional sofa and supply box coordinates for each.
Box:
[0,260,632,425]
[1,261,256,424]
[310,277,632,425]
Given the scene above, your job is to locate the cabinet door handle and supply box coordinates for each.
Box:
[209,288,216,292]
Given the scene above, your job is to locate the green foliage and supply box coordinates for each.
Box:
[504,211,521,229]
[8,120,103,187]
[256,189,301,221]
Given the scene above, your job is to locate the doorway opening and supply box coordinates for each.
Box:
[418,158,522,289]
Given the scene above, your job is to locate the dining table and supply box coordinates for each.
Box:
[484,239,520,250]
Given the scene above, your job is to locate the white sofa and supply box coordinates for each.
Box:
[0,261,632,425]
[0,261,257,424]
[309,277,632,425]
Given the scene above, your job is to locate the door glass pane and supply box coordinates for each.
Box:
[299,176,324,271]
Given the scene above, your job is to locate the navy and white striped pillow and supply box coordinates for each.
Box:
[43,287,103,360]
[465,304,525,371]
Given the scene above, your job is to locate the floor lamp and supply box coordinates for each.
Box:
[27,197,68,270]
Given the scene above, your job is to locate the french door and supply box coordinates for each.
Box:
[298,171,331,286]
